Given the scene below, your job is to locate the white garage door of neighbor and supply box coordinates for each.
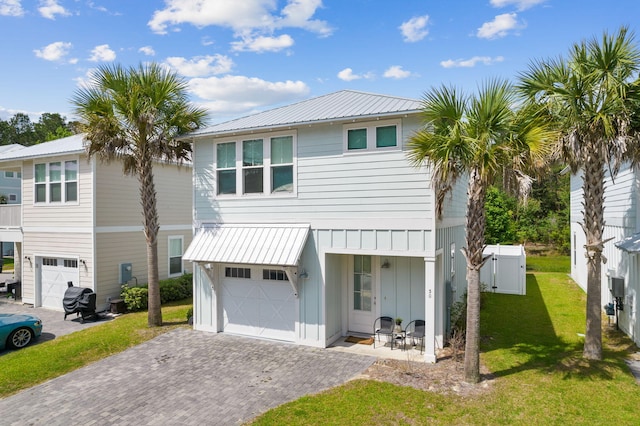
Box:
[40,258,80,310]
[222,277,296,342]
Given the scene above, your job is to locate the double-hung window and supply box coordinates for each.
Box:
[217,142,236,195]
[344,119,400,152]
[243,139,264,194]
[34,160,78,204]
[168,236,184,276]
[215,133,295,197]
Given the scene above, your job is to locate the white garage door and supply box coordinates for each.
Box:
[40,257,80,310]
[221,270,296,342]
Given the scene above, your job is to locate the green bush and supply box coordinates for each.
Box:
[121,285,148,312]
[121,273,193,311]
[186,307,193,322]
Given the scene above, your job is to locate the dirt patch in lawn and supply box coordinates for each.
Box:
[359,347,495,397]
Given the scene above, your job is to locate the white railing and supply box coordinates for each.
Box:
[0,205,21,227]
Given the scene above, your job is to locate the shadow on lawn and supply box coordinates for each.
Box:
[481,273,625,381]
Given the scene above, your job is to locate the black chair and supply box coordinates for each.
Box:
[405,320,425,354]
[373,316,394,348]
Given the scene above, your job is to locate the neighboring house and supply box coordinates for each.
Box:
[0,144,24,205]
[183,90,468,362]
[0,134,193,312]
[570,162,640,346]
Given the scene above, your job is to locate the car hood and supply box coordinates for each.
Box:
[0,313,42,326]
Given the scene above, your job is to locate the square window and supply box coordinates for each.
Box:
[376,125,397,147]
[217,170,236,195]
[272,165,293,193]
[243,139,263,166]
[217,142,236,168]
[347,128,367,150]
[271,136,293,164]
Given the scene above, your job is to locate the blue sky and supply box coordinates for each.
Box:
[0,0,638,125]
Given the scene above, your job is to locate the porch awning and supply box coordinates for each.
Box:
[183,223,310,266]
[615,233,640,253]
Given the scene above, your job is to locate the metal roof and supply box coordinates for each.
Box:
[191,90,422,137]
[615,233,640,253]
[183,223,310,266]
[0,144,25,154]
[0,134,86,162]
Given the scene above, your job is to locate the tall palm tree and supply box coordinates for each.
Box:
[72,63,208,327]
[408,79,555,383]
[518,27,640,360]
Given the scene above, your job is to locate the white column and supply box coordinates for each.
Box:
[424,255,437,363]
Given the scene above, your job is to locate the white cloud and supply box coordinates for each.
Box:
[231,34,294,53]
[383,65,412,79]
[337,68,374,82]
[440,56,505,68]
[164,55,234,77]
[139,46,156,56]
[0,0,23,16]
[38,0,70,19]
[148,0,332,55]
[490,0,545,11]
[399,15,429,42]
[188,75,309,114]
[89,44,116,62]
[34,41,73,62]
[477,13,521,39]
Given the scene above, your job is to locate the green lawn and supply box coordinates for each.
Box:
[253,258,640,425]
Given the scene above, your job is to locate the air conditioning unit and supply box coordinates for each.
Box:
[610,277,625,298]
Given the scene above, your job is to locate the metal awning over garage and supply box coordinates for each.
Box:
[615,233,640,253]
[184,223,310,266]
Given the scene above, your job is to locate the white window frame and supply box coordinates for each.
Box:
[343,119,402,153]
[213,131,298,198]
[33,158,79,205]
[168,235,184,277]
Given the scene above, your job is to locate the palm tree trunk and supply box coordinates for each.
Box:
[582,142,605,360]
[139,155,162,327]
[463,170,487,384]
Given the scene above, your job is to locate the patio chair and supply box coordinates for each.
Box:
[405,319,425,354]
[373,316,394,348]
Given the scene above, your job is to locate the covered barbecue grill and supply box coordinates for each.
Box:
[63,282,98,322]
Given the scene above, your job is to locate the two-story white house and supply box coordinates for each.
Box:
[0,134,193,312]
[184,90,468,362]
[571,162,640,347]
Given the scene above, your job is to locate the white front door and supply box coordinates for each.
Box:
[348,255,375,334]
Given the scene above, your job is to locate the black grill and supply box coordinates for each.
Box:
[63,282,97,323]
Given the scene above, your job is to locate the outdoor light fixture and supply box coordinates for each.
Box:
[299,269,309,279]
[381,259,391,269]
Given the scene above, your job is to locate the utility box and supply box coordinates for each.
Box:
[610,277,625,298]
[480,244,527,295]
[120,263,132,284]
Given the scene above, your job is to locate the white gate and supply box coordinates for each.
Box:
[480,245,526,295]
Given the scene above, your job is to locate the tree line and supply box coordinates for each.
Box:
[0,112,79,146]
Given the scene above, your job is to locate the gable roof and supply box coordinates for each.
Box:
[191,90,422,137]
[0,134,86,162]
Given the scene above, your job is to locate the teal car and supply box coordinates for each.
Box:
[0,313,43,350]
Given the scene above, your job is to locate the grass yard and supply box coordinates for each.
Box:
[0,300,191,398]
[252,258,640,425]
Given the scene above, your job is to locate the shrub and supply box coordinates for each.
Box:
[121,273,193,311]
[186,307,193,322]
[121,285,148,312]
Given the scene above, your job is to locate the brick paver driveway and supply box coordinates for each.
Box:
[0,329,375,425]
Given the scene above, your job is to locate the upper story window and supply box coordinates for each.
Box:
[215,133,296,197]
[344,119,401,152]
[34,160,78,204]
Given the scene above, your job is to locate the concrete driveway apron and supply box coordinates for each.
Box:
[0,329,375,425]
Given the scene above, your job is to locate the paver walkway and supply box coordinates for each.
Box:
[0,329,375,425]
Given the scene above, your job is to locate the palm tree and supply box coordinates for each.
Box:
[518,27,640,360]
[408,79,555,383]
[72,63,208,327]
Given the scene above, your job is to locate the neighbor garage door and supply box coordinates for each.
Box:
[40,257,80,310]
[221,271,296,342]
